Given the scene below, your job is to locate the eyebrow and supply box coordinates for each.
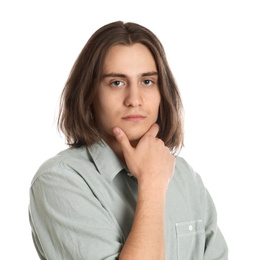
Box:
[102,71,158,79]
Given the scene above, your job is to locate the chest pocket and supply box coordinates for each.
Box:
[175,220,205,260]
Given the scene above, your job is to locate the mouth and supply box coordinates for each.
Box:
[122,114,146,122]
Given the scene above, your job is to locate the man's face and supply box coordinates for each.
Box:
[93,43,161,145]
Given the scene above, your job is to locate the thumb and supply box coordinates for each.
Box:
[113,127,133,155]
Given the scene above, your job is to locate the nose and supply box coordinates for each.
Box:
[124,83,143,107]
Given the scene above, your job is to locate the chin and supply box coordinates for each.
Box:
[125,130,145,142]
[124,123,153,139]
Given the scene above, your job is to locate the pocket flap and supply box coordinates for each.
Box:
[176,220,204,237]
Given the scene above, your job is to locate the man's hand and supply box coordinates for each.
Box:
[113,123,175,195]
[114,124,173,259]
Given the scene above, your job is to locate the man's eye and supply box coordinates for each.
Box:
[111,81,124,87]
[142,80,154,86]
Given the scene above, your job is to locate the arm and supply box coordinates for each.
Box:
[113,124,175,260]
[29,169,123,260]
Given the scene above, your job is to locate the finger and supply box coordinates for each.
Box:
[113,127,133,154]
[144,123,159,138]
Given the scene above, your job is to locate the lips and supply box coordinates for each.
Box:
[122,114,146,122]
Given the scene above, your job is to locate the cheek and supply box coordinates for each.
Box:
[96,97,119,125]
[153,95,161,121]
[153,92,161,112]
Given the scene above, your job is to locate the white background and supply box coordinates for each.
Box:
[1,0,253,259]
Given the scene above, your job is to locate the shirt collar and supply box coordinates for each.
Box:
[87,140,127,183]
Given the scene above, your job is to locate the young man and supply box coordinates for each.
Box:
[29,21,228,259]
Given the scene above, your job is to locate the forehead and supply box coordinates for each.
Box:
[103,43,157,74]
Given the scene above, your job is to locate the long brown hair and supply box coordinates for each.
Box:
[58,21,184,153]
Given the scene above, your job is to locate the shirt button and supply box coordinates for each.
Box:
[189,225,193,231]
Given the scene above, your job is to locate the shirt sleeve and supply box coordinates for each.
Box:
[29,168,123,260]
[195,173,228,259]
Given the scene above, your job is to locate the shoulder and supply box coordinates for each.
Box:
[30,146,92,187]
[174,156,196,179]
[174,156,205,190]
[175,156,194,173]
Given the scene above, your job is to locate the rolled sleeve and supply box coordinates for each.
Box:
[29,169,123,260]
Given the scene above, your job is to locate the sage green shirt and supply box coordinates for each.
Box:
[29,140,228,259]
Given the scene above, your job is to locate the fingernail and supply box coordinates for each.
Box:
[113,127,120,135]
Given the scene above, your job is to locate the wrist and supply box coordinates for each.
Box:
[138,178,169,199]
[138,185,167,205]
